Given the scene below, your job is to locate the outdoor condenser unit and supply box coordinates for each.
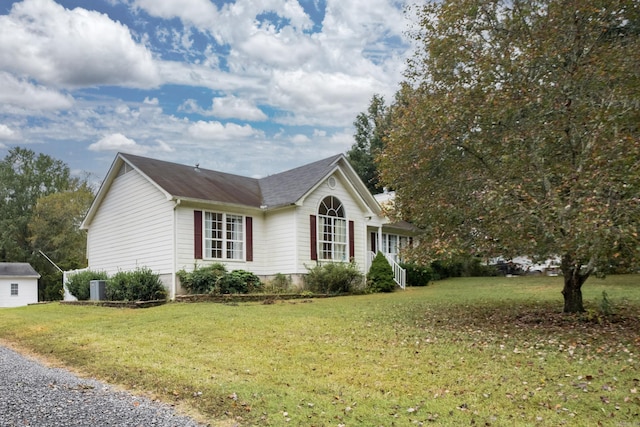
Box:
[89,280,106,301]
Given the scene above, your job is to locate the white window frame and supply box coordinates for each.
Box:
[204,212,245,260]
[318,196,348,262]
[10,283,18,296]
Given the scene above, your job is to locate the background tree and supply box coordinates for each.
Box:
[0,147,93,300]
[29,183,94,300]
[379,0,640,313]
[347,94,390,193]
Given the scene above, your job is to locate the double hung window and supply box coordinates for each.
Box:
[10,283,18,296]
[204,212,244,260]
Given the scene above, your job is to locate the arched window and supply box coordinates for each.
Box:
[318,196,347,261]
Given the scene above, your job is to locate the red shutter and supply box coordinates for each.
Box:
[194,210,203,259]
[246,216,253,262]
[349,220,355,260]
[310,215,317,261]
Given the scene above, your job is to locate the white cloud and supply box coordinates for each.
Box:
[180,96,267,121]
[211,96,267,121]
[132,0,220,33]
[89,133,140,152]
[187,121,263,141]
[0,124,19,141]
[268,70,384,126]
[0,0,160,88]
[0,71,74,111]
[234,27,318,69]
[89,133,174,155]
[290,134,311,144]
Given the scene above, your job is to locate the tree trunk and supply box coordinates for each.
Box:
[560,255,589,313]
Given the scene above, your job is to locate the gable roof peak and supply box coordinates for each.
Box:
[258,153,345,208]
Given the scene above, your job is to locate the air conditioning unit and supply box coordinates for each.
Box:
[90,280,106,301]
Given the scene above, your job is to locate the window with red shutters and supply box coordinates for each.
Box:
[310,214,317,261]
[246,216,253,262]
[349,220,355,259]
[194,210,203,259]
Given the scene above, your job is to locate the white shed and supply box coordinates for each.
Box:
[0,263,40,308]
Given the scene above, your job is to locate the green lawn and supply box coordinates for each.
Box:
[1,275,639,426]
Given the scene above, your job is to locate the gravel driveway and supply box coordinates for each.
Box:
[0,344,206,427]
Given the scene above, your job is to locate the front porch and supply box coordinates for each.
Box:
[366,226,414,290]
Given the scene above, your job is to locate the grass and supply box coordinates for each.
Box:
[0,275,639,426]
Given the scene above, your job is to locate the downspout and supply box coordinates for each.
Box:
[171,198,181,300]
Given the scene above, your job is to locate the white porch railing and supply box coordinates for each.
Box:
[368,252,406,290]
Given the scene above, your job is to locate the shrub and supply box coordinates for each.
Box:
[217,270,262,294]
[267,273,292,293]
[304,262,363,294]
[65,270,108,300]
[177,263,227,294]
[367,252,396,293]
[430,256,497,280]
[106,267,167,301]
[400,263,432,287]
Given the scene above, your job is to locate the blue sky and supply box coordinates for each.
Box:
[0,0,416,184]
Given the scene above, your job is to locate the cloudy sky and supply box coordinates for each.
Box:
[0,0,417,183]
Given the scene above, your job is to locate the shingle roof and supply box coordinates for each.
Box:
[121,152,344,209]
[0,263,40,278]
[121,153,263,207]
[259,154,342,208]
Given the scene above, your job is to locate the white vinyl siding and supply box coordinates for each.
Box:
[261,208,298,274]
[0,278,38,308]
[85,169,174,276]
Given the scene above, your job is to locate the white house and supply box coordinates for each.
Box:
[0,263,40,308]
[81,153,416,298]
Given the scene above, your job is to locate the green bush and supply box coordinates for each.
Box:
[106,267,167,301]
[304,262,363,294]
[400,263,432,286]
[216,270,262,294]
[177,263,227,294]
[177,265,262,294]
[367,252,396,293]
[65,270,108,300]
[430,256,498,280]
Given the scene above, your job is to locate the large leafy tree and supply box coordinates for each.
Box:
[28,186,93,269]
[0,147,92,300]
[347,94,390,193]
[379,0,640,312]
